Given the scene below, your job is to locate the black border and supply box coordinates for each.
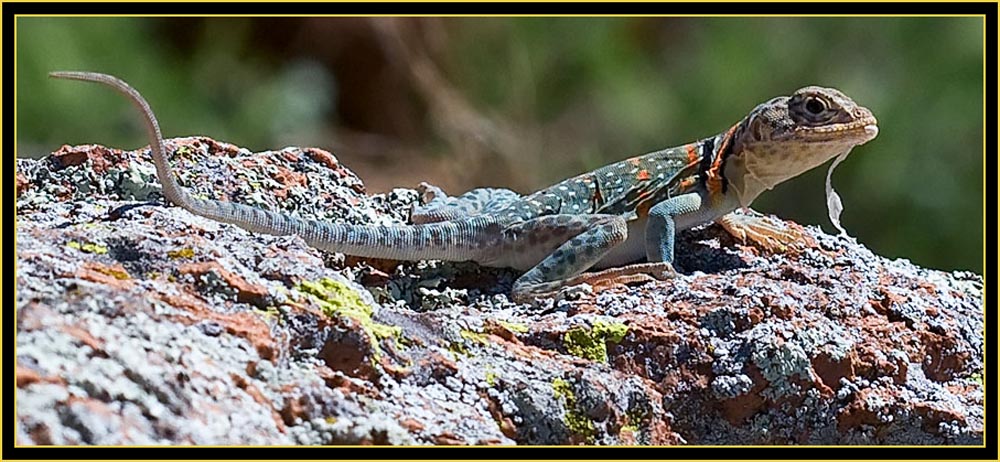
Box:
[4,1,995,460]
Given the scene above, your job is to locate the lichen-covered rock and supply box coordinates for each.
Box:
[15,138,983,445]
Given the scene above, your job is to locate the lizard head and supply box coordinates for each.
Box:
[726,86,878,206]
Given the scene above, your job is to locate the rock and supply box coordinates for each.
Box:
[15,138,983,445]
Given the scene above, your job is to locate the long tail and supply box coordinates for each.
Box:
[48,71,494,262]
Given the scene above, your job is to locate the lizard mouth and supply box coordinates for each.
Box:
[793,117,879,143]
[863,123,879,138]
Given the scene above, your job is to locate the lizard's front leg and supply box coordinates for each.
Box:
[557,193,709,291]
[645,193,706,263]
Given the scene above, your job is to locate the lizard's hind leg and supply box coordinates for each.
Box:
[412,182,521,224]
[501,214,631,302]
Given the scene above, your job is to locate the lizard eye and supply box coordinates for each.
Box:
[805,97,827,115]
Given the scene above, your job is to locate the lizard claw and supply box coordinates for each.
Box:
[555,283,594,301]
[510,261,677,303]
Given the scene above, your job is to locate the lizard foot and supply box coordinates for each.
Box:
[511,262,676,303]
[717,211,816,254]
[571,262,677,291]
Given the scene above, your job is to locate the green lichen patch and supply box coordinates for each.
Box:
[460,329,489,345]
[620,405,651,440]
[118,161,160,200]
[447,341,471,358]
[747,320,855,400]
[498,320,528,334]
[81,243,107,254]
[485,367,497,387]
[174,145,194,158]
[449,329,490,359]
[552,377,596,443]
[66,240,108,255]
[261,305,282,323]
[563,320,629,362]
[296,278,401,360]
[167,247,196,259]
[92,265,131,280]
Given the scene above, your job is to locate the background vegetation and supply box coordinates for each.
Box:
[16,17,984,273]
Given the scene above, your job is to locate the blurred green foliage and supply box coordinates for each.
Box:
[16,16,983,273]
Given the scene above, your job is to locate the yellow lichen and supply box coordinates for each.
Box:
[175,145,193,157]
[563,320,629,362]
[498,320,529,333]
[67,240,108,254]
[448,341,471,358]
[167,247,195,259]
[93,265,130,280]
[460,329,490,345]
[552,377,596,443]
[295,278,401,360]
[261,305,281,323]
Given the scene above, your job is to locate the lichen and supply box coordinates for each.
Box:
[563,320,629,362]
[552,377,596,443]
[460,329,489,345]
[261,305,281,323]
[92,265,130,280]
[447,341,470,358]
[83,243,107,254]
[167,247,195,259]
[448,329,490,359]
[295,278,401,360]
[174,145,194,158]
[66,240,108,255]
[750,332,811,400]
[711,373,754,399]
[747,320,854,400]
[118,162,160,200]
[498,320,528,334]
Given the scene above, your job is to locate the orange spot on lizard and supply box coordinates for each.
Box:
[636,191,655,217]
[707,124,738,204]
[636,169,651,181]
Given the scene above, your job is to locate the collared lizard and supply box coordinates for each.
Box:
[49,71,878,302]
